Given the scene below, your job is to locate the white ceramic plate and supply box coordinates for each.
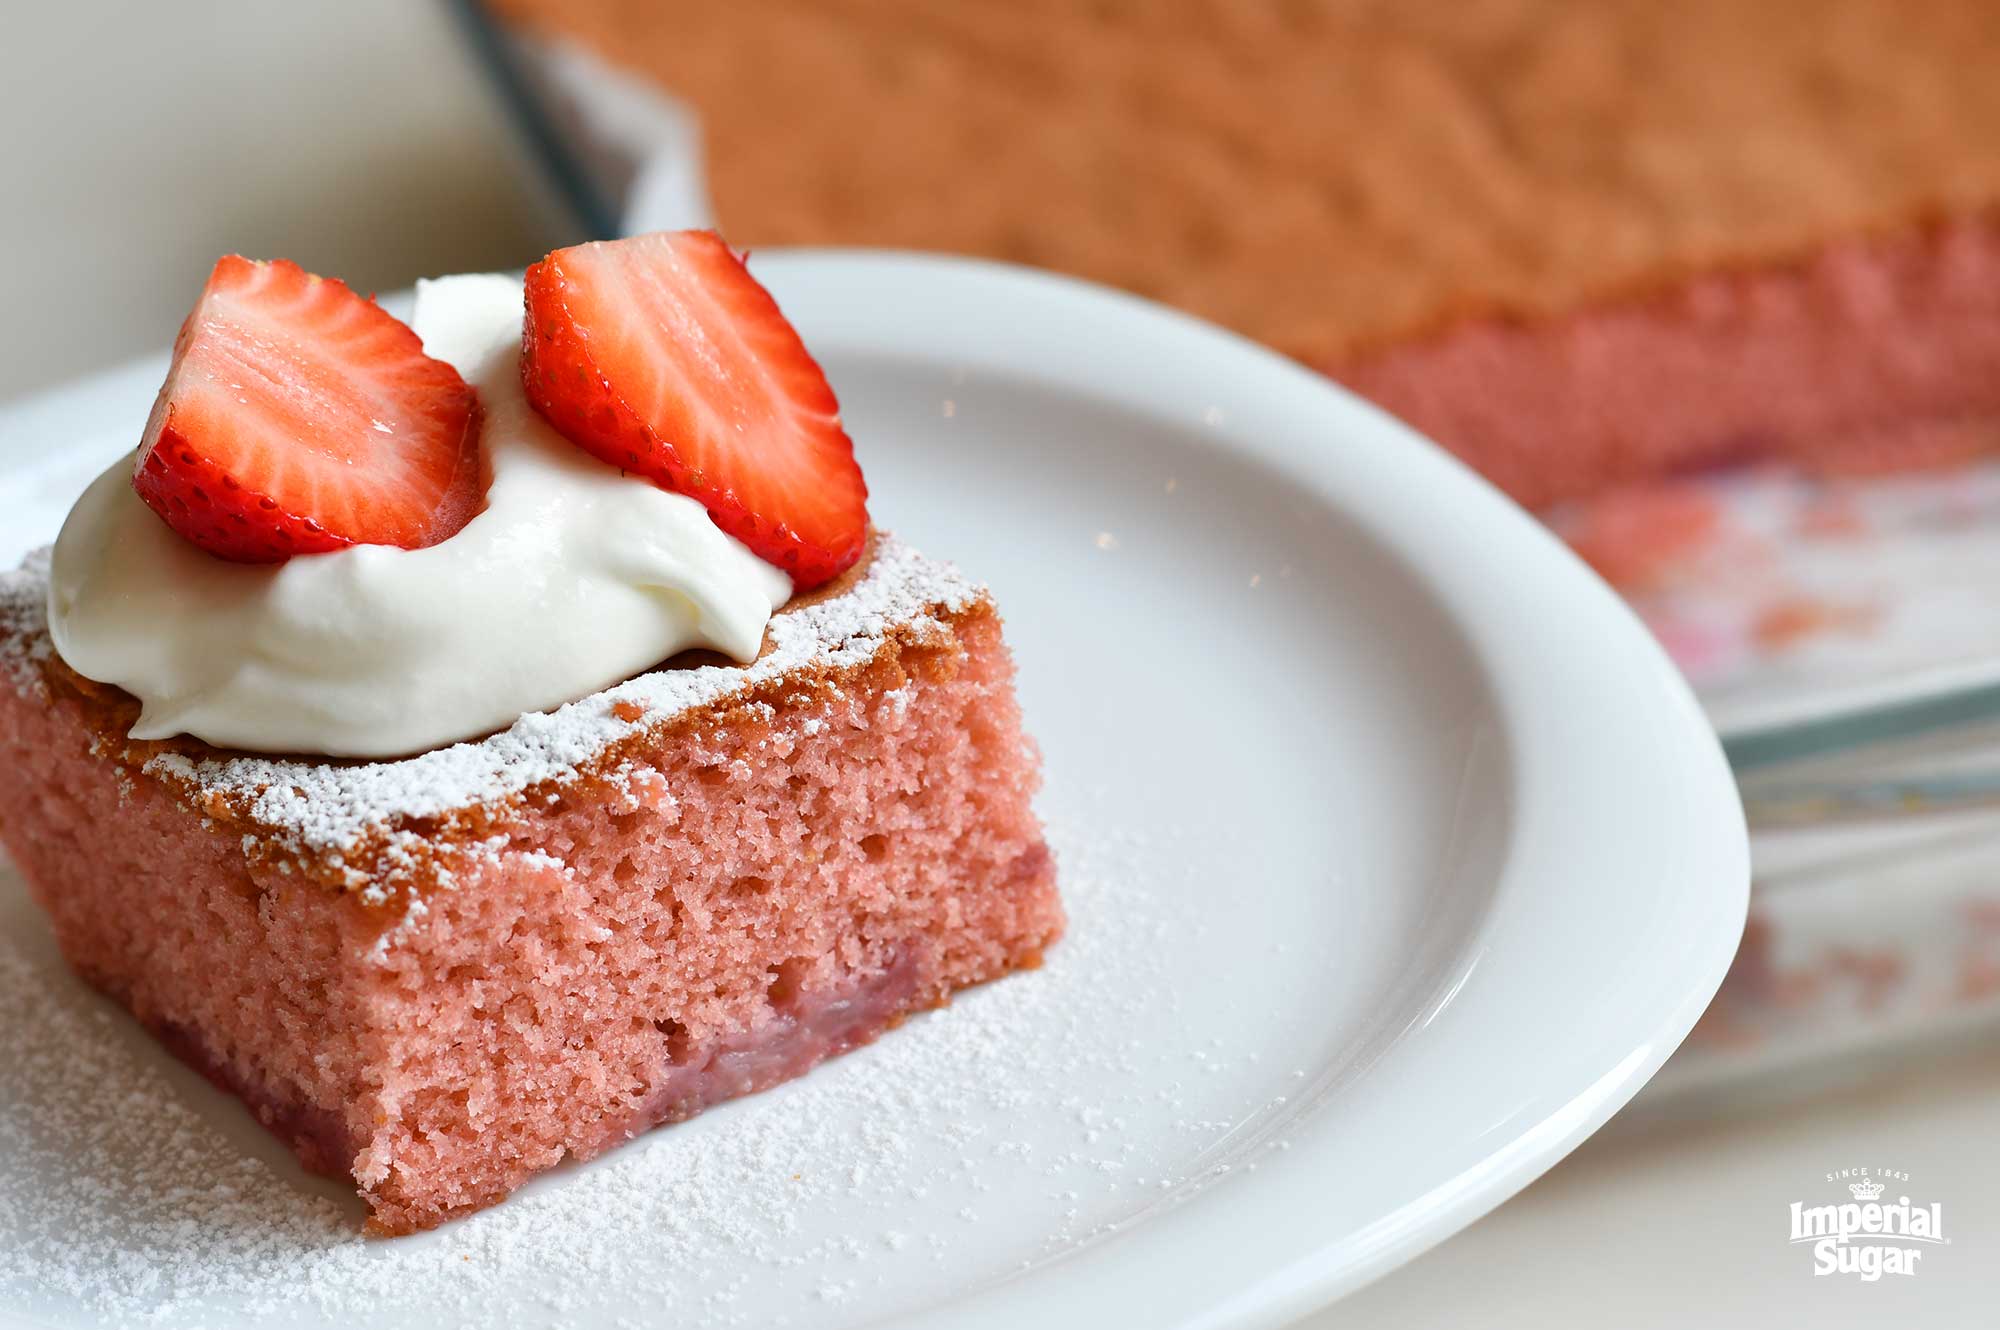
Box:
[0,253,1746,1330]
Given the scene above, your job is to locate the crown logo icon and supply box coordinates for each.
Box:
[1849,1178,1885,1201]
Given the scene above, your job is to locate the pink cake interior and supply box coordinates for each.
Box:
[0,568,1059,1233]
[1331,214,2000,509]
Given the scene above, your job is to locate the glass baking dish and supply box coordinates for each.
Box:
[1549,462,2000,1103]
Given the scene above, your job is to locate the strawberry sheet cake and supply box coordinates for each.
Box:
[0,231,1061,1233]
[495,0,2000,506]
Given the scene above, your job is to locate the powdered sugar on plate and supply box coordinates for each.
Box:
[0,806,1305,1329]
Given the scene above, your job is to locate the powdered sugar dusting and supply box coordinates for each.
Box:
[0,807,1302,1328]
[0,549,52,695]
[3,535,978,860]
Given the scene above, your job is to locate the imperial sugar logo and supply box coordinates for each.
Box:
[1789,1168,1949,1281]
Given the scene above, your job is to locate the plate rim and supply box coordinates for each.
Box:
[761,249,1748,1329]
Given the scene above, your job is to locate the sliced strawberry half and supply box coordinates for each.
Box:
[132,255,484,563]
[520,230,868,590]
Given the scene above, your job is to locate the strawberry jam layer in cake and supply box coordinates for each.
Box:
[0,232,1060,1234]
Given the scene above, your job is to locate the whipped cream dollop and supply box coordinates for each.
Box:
[47,273,792,758]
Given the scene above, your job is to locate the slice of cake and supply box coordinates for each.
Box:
[487,0,2000,503]
[0,535,1057,1235]
[0,231,1060,1233]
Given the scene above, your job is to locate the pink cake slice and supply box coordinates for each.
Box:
[0,533,1061,1234]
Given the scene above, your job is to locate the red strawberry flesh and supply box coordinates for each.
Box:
[520,230,868,590]
[132,255,484,563]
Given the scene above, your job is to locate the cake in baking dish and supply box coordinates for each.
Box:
[0,231,1060,1233]
[489,0,2000,504]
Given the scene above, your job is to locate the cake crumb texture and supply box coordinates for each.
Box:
[0,801,1188,1328]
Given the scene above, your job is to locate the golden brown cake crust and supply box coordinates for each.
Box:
[33,607,989,906]
[490,0,2000,361]
[3,534,995,913]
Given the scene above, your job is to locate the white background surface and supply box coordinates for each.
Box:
[5,3,1995,1325]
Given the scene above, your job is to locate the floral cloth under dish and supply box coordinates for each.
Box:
[1551,459,2000,1104]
